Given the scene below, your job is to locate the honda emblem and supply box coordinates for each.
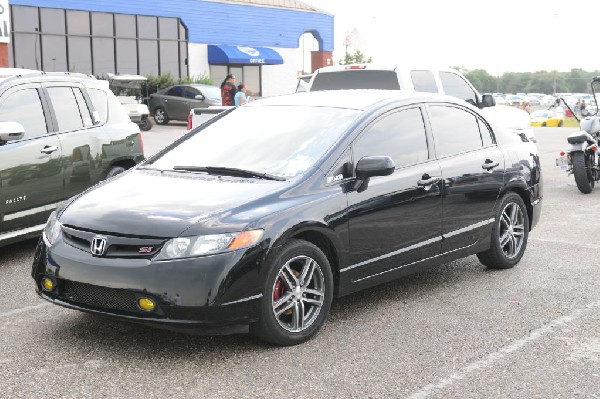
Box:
[91,236,107,256]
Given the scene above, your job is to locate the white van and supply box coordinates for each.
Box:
[305,64,536,142]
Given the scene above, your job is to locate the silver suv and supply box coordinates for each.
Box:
[0,71,144,247]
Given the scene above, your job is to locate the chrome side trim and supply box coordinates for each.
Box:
[340,236,443,273]
[442,218,494,239]
[221,293,263,306]
[3,203,59,222]
[353,244,475,283]
[0,223,46,242]
[341,219,494,273]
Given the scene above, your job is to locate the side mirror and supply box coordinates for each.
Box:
[355,156,395,180]
[480,94,496,108]
[195,94,205,101]
[0,121,25,142]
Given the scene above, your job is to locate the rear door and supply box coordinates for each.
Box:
[344,106,443,283]
[425,104,505,253]
[0,83,63,236]
[43,84,107,199]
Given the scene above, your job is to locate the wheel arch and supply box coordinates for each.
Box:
[270,225,342,297]
[501,186,533,231]
[103,158,137,178]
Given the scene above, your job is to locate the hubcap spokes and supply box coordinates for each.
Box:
[499,202,525,258]
[272,255,325,333]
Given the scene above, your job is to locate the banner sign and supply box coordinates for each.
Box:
[0,0,10,44]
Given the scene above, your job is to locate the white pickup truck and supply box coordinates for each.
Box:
[187,106,233,130]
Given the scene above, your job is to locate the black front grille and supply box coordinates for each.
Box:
[61,280,143,314]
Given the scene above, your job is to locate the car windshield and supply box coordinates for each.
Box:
[149,105,360,179]
[193,85,221,101]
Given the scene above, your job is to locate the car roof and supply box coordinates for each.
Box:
[248,90,474,111]
[313,63,463,74]
[0,71,99,88]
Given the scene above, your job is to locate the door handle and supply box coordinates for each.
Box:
[482,160,500,170]
[40,145,59,154]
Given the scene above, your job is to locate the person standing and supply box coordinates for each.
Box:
[220,74,237,106]
[574,99,581,119]
[234,83,248,106]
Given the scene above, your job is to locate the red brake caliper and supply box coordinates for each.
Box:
[273,280,285,301]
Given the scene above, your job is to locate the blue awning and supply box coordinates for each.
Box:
[208,45,283,65]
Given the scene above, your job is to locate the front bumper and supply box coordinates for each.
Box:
[32,237,266,334]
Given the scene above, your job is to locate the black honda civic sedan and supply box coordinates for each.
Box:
[32,90,543,346]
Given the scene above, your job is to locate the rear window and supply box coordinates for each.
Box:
[310,70,401,91]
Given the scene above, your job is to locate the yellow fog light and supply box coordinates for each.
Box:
[41,277,55,292]
[137,297,156,312]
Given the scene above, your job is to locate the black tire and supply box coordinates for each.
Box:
[105,165,126,179]
[250,239,334,346]
[477,192,529,269]
[139,117,153,131]
[153,107,169,125]
[558,120,563,127]
[572,152,594,194]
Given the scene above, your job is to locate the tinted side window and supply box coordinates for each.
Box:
[411,70,438,93]
[87,88,108,124]
[184,88,199,99]
[439,72,477,103]
[0,88,48,138]
[311,70,401,91]
[429,105,482,157]
[47,87,84,132]
[73,88,93,127]
[167,86,183,97]
[353,108,429,168]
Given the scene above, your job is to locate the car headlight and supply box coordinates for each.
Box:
[156,229,264,260]
[43,211,62,246]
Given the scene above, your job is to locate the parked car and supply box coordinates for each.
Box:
[304,64,537,142]
[541,95,557,106]
[0,72,145,247]
[529,110,564,127]
[32,90,543,346]
[506,95,524,106]
[149,84,222,125]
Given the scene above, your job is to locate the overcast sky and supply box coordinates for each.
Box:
[304,0,596,75]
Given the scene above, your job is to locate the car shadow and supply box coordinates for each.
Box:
[44,255,499,358]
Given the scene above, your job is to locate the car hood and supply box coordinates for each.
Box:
[59,169,287,237]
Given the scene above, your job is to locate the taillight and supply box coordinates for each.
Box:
[187,113,192,131]
[139,132,144,156]
[559,151,566,156]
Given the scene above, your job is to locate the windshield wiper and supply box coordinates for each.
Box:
[173,166,286,181]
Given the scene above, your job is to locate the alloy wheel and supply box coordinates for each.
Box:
[499,202,525,259]
[271,255,325,333]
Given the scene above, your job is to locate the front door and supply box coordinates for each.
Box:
[344,107,443,284]
[0,84,63,236]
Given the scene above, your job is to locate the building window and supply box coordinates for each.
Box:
[10,5,188,78]
[210,65,262,97]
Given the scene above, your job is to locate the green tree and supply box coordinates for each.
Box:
[339,50,373,65]
[463,69,496,93]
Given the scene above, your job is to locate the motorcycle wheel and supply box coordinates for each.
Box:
[139,117,153,131]
[572,152,594,194]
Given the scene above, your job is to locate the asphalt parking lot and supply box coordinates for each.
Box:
[1,124,599,398]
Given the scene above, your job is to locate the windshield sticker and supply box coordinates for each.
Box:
[327,174,344,184]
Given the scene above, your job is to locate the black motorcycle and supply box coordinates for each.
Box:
[556,77,600,193]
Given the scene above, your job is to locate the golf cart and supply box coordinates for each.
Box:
[107,73,153,131]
